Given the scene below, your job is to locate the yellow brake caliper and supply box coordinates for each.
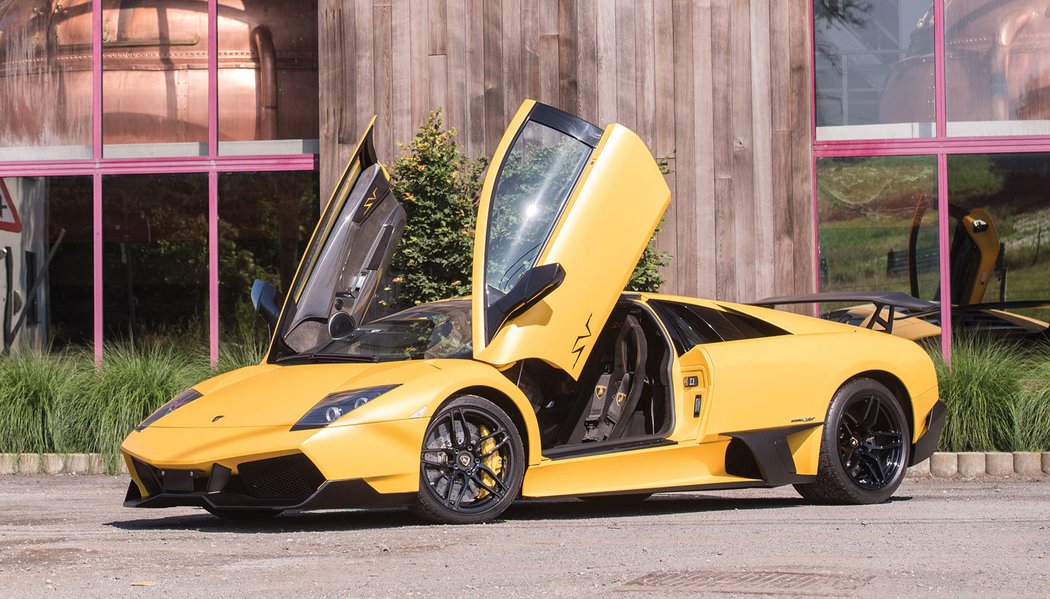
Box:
[476,424,503,499]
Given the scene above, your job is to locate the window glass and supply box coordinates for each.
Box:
[945,0,1050,137]
[484,120,590,297]
[813,1,934,140]
[217,0,319,156]
[0,176,93,352]
[219,171,319,346]
[649,301,721,354]
[102,0,211,158]
[946,153,1050,322]
[102,174,207,346]
[0,1,92,160]
[817,156,941,300]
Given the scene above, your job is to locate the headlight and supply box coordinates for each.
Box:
[291,385,400,431]
[135,388,203,431]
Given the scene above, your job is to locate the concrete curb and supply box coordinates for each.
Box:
[907,452,1050,479]
[0,454,125,475]
[1,453,1046,478]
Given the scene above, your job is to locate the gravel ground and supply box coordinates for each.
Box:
[0,476,1047,598]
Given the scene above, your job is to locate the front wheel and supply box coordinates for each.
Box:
[414,395,525,524]
[794,378,910,504]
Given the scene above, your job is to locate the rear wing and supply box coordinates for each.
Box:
[753,293,1050,334]
[752,292,937,334]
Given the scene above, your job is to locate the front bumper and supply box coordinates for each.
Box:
[910,399,947,466]
[124,453,414,511]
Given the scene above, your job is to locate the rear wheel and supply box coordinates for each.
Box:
[414,395,525,524]
[794,378,910,504]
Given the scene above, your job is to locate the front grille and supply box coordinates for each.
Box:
[237,454,325,501]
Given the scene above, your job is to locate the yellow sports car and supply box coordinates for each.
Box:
[121,101,945,523]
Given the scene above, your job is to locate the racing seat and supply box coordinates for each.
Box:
[579,314,648,443]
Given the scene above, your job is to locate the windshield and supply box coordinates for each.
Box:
[281,300,472,363]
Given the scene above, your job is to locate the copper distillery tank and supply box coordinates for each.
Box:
[882,0,1050,124]
[0,0,318,148]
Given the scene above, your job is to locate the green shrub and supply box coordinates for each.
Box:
[388,110,486,309]
[931,336,1050,453]
[1013,346,1050,451]
[0,352,74,454]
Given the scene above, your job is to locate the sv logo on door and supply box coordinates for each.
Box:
[570,314,592,368]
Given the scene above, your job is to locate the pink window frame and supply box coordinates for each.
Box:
[808,0,1050,363]
[0,0,318,367]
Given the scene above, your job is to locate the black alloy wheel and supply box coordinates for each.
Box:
[794,378,910,505]
[414,395,525,524]
[837,391,906,490]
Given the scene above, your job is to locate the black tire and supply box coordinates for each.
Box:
[794,378,910,505]
[203,506,281,521]
[413,395,525,524]
[578,493,653,506]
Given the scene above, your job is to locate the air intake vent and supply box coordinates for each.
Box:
[237,454,325,501]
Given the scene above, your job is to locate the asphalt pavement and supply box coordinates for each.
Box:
[0,475,1047,597]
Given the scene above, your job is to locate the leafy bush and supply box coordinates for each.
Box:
[387,110,672,305]
[387,110,486,309]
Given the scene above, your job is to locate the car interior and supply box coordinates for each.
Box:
[512,300,675,454]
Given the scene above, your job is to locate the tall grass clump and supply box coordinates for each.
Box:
[1013,346,1050,451]
[0,352,75,454]
[933,336,1027,452]
[66,342,211,472]
[932,335,1050,452]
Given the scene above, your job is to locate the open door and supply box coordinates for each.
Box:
[266,118,406,361]
[472,101,671,379]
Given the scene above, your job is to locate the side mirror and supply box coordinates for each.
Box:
[328,311,358,340]
[486,263,566,339]
[251,279,280,327]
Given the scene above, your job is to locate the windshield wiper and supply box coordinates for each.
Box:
[276,353,380,364]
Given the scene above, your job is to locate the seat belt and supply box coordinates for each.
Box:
[582,315,640,442]
[581,373,613,441]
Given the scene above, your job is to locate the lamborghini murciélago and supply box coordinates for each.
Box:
[121,101,945,523]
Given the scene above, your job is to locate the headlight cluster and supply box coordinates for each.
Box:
[135,388,203,431]
[291,385,400,431]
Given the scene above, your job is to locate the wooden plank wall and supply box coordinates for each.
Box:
[318,0,814,302]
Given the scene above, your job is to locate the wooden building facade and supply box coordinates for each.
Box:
[318,0,815,303]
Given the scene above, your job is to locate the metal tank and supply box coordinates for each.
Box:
[882,0,1050,124]
[0,0,318,150]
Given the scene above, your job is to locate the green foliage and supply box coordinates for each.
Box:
[629,151,674,292]
[931,337,1050,452]
[0,340,265,473]
[388,110,486,308]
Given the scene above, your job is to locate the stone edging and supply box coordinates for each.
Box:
[3,452,1049,478]
[0,453,127,475]
[906,452,1050,478]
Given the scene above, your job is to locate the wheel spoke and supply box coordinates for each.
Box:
[456,409,473,447]
[441,470,457,502]
[476,463,507,489]
[469,473,505,500]
[476,426,506,445]
[450,473,470,509]
[479,436,510,459]
[860,452,886,485]
[860,395,877,428]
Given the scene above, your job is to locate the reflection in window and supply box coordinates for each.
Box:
[102,174,208,346]
[101,0,211,156]
[817,156,940,298]
[0,177,92,352]
[946,0,1050,136]
[813,1,934,140]
[484,121,590,296]
[947,153,1050,312]
[0,1,92,160]
[218,0,319,155]
[218,171,319,345]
